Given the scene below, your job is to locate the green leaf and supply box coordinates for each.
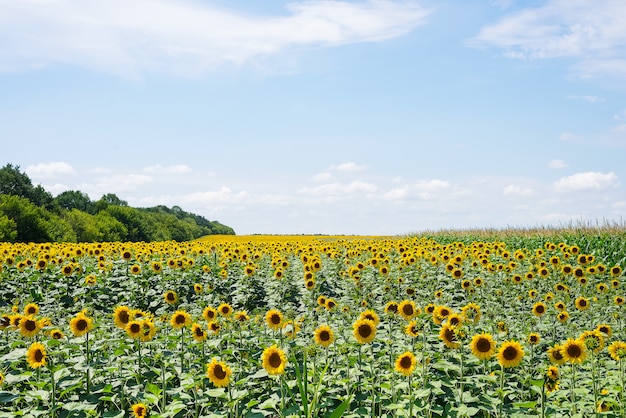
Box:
[328,395,352,418]
[103,412,125,418]
[62,402,98,411]
[0,392,19,403]
[513,401,537,409]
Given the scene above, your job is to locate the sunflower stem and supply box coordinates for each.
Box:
[571,363,577,416]
[498,365,505,418]
[85,332,90,395]
[49,363,56,418]
[408,373,413,418]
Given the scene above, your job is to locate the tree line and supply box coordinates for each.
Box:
[0,164,235,242]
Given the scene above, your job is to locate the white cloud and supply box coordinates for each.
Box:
[142,164,192,174]
[566,95,605,103]
[381,185,410,200]
[553,171,620,192]
[548,159,568,169]
[25,162,76,179]
[183,187,248,204]
[311,172,334,182]
[470,0,626,78]
[0,0,431,77]
[92,174,153,193]
[329,162,366,172]
[559,132,580,142]
[298,180,377,196]
[503,184,533,196]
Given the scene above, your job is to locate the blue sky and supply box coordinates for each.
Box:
[1,0,625,235]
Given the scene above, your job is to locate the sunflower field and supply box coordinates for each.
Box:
[1,230,626,417]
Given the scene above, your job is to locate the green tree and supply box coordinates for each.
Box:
[63,209,100,242]
[0,164,35,200]
[56,190,94,213]
[0,194,50,242]
[0,214,17,242]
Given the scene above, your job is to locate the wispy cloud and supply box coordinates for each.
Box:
[26,162,76,179]
[553,171,620,192]
[329,162,367,172]
[503,184,533,196]
[298,180,377,196]
[0,0,431,77]
[469,0,626,79]
[142,164,192,174]
[566,95,605,103]
[548,159,568,169]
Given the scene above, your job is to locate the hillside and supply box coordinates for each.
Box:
[0,164,235,242]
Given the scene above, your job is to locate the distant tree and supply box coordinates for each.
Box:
[94,193,128,212]
[63,209,100,242]
[0,164,35,200]
[56,190,94,213]
[0,214,17,242]
[31,185,56,210]
[94,211,128,242]
[0,194,50,242]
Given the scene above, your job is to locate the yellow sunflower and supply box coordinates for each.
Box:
[262,345,287,375]
[404,320,420,338]
[191,323,207,342]
[26,341,47,369]
[596,324,612,337]
[398,300,417,320]
[202,306,217,322]
[234,311,250,322]
[561,338,587,364]
[265,309,283,331]
[218,303,233,317]
[140,320,157,342]
[23,302,39,316]
[574,296,589,311]
[579,330,604,354]
[608,341,626,361]
[531,302,546,317]
[126,320,143,339]
[469,333,496,360]
[50,329,64,340]
[359,309,380,326]
[394,351,417,376]
[384,301,399,315]
[352,318,376,344]
[69,313,93,337]
[163,290,178,305]
[527,333,541,345]
[206,357,232,387]
[19,315,41,338]
[113,305,132,329]
[439,324,461,349]
[313,325,335,348]
[497,340,525,368]
[131,402,148,418]
[546,344,566,365]
[170,310,192,329]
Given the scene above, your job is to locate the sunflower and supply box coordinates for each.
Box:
[113,305,132,329]
[554,301,566,311]
[234,311,250,322]
[23,302,39,316]
[574,296,589,311]
[26,341,47,369]
[596,324,612,337]
[615,296,625,306]
[405,320,420,337]
[611,265,623,277]
[130,264,141,275]
[206,357,232,387]
[445,313,463,328]
[262,345,287,375]
[305,278,316,290]
[433,305,452,325]
[608,341,626,361]
[265,309,283,331]
[461,303,481,324]
[352,318,376,344]
[579,330,604,354]
[69,313,93,337]
[314,325,335,348]
[497,340,525,368]
[193,283,203,294]
[140,320,157,342]
[19,315,41,338]
[469,333,496,360]
[218,303,233,317]
[527,333,541,345]
[50,329,64,340]
[163,290,178,305]
[547,344,566,365]
[561,338,587,364]
[131,403,148,418]
[531,302,546,317]
[208,321,220,334]
[126,321,143,339]
[191,323,207,342]
[202,306,217,322]
[394,300,414,320]
[439,324,461,349]
[359,309,380,326]
[395,351,417,376]
[557,311,569,323]
[384,301,399,315]
[170,310,192,329]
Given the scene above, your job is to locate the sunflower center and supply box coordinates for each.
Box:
[476,338,492,353]
[444,328,456,342]
[502,346,519,361]
[167,293,175,301]
[388,304,397,313]
[269,352,282,368]
[535,305,545,314]
[400,356,412,369]
[402,305,414,316]
[195,327,204,337]
[270,314,280,324]
[77,319,87,331]
[175,315,186,324]
[358,324,372,338]
[214,364,227,379]
[119,311,130,324]
[579,300,587,307]
[130,323,140,333]
[25,320,36,331]
[320,331,330,341]
[34,349,44,362]
[567,345,582,358]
